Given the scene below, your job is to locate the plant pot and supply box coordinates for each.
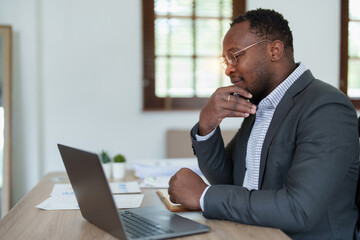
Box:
[102,163,112,179]
[112,162,126,179]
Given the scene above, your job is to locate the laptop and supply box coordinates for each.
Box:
[57,144,210,240]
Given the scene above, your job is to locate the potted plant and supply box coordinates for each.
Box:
[112,153,126,179]
[100,150,112,179]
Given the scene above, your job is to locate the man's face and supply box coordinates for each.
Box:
[222,21,275,104]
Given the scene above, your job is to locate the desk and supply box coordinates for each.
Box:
[0,172,290,240]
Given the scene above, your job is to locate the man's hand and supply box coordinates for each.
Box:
[199,85,257,136]
[168,168,208,210]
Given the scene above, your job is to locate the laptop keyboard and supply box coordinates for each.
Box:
[120,210,174,239]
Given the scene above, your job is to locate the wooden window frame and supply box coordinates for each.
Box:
[340,0,360,108]
[142,0,246,111]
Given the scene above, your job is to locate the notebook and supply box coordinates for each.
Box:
[156,189,193,212]
[57,144,210,240]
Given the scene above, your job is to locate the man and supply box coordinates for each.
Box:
[168,8,360,240]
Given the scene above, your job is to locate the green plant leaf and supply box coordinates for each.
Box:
[100,150,111,163]
[113,153,126,163]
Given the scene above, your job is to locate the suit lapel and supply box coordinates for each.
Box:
[258,92,294,188]
[258,70,315,188]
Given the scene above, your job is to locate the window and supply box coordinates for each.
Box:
[340,0,360,108]
[143,0,245,110]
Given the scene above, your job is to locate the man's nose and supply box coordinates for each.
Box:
[225,64,236,76]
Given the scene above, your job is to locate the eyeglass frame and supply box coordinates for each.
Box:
[219,39,273,70]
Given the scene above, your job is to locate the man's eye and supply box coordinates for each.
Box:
[237,51,245,57]
[235,52,245,59]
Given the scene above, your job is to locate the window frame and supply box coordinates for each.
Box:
[142,0,245,111]
[340,0,360,108]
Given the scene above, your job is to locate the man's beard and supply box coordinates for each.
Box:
[248,56,274,105]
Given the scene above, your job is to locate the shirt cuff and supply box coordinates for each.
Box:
[195,128,217,142]
[199,186,210,211]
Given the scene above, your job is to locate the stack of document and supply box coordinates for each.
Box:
[133,157,202,179]
[140,175,209,189]
[133,158,209,189]
[36,181,144,210]
[140,176,173,188]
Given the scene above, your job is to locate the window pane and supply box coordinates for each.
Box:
[196,19,220,56]
[196,58,221,97]
[155,0,169,15]
[155,19,169,56]
[168,0,193,16]
[222,18,232,43]
[222,0,233,18]
[169,19,193,55]
[195,0,233,18]
[349,22,360,58]
[169,58,194,97]
[196,0,221,17]
[349,0,360,20]
[156,0,193,16]
[155,57,168,97]
[149,0,239,106]
[348,59,360,98]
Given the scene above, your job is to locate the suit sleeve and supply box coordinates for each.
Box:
[195,98,359,232]
[191,123,239,185]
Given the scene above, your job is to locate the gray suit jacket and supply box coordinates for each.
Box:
[191,70,360,240]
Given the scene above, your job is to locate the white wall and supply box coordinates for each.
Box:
[247,0,340,87]
[0,0,342,205]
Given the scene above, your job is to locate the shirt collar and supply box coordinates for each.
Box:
[258,62,307,110]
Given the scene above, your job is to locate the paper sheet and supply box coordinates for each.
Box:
[113,194,144,209]
[36,194,144,210]
[139,176,171,188]
[109,181,141,194]
[50,181,141,196]
[50,184,76,196]
[133,158,203,179]
[37,181,143,210]
[139,175,210,188]
[36,195,79,210]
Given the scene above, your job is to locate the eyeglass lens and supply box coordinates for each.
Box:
[220,51,236,70]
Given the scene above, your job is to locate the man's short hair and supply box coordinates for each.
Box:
[231,9,294,53]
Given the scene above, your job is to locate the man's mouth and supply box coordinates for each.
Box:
[231,76,245,85]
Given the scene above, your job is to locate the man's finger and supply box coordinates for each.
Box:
[222,109,254,118]
[224,99,256,114]
[226,85,253,99]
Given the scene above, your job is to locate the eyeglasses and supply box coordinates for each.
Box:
[219,39,273,70]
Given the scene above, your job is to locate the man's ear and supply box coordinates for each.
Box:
[269,40,284,61]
